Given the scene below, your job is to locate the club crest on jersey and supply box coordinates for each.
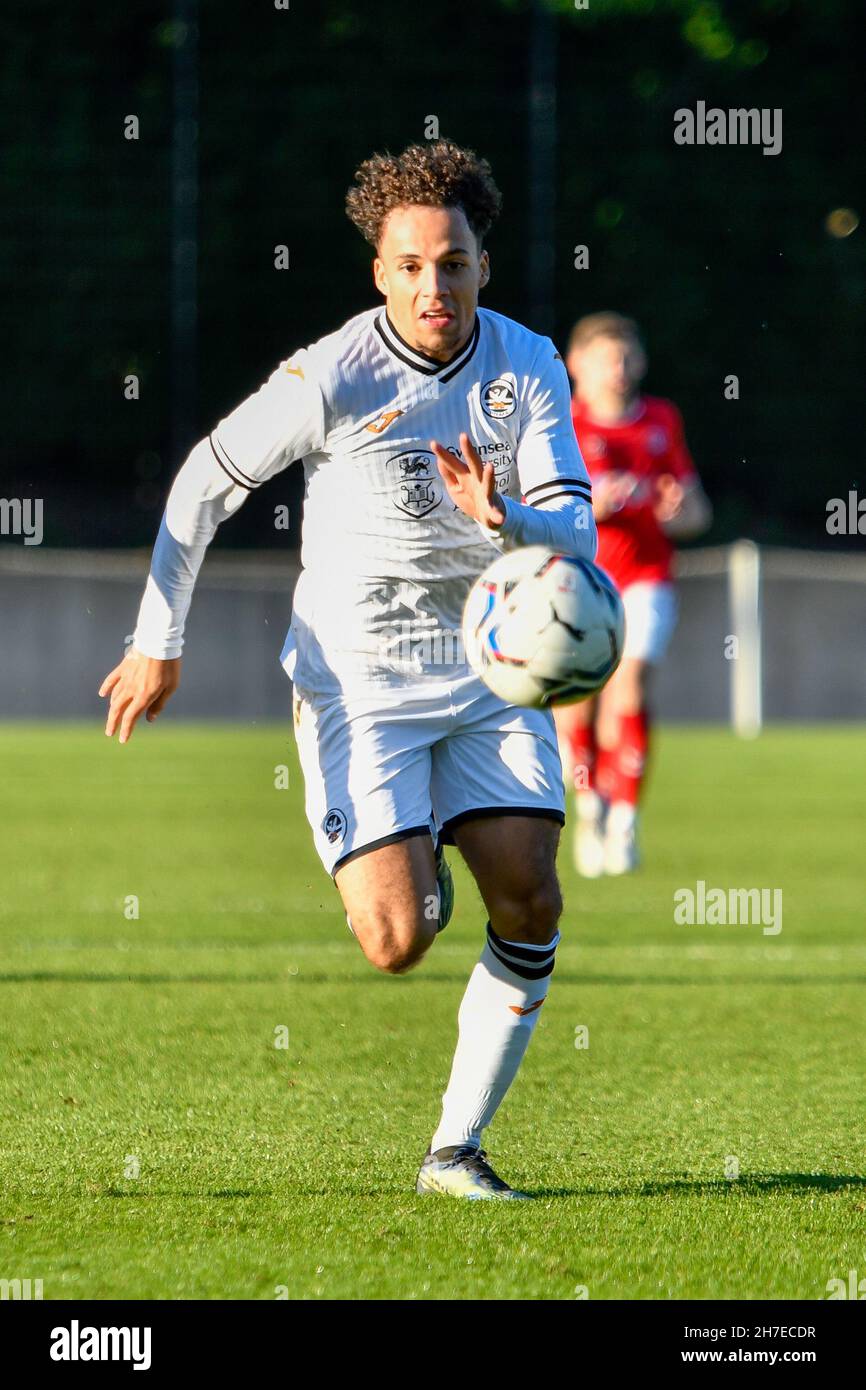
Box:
[322,808,347,844]
[480,377,516,419]
[390,450,441,518]
[646,426,669,454]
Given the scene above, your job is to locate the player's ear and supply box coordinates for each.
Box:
[372,256,388,298]
[478,252,490,288]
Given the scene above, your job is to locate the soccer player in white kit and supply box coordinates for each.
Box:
[99,141,597,1200]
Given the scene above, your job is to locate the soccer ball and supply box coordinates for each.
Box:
[462,546,625,708]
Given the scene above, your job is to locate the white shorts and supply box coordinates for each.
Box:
[292,675,566,876]
[621,581,678,664]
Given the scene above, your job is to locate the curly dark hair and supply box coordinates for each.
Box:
[345,139,503,250]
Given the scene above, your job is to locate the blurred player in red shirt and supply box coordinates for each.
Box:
[554,313,712,875]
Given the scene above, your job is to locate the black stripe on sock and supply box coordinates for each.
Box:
[488,945,556,981]
[486,922,556,962]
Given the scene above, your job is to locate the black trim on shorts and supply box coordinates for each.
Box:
[332,823,431,876]
[438,805,565,846]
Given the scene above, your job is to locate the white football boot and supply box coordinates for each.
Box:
[416,1145,532,1200]
[573,790,607,878]
[604,800,639,875]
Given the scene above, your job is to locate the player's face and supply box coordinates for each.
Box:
[570,335,646,402]
[373,205,489,362]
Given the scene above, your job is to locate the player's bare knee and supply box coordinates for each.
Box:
[355,911,436,975]
[614,662,649,718]
[596,692,619,747]
[613,682,644,718]
[596,710,618,749]
[490,878,562,945]
[370,936,431,975]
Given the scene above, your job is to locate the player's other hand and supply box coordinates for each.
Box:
[98,648,182,744]
[652,472,685,524]
[431,432,506,528]
[592,471,640,522]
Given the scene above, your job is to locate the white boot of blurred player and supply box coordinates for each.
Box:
[604,800,639,875]
[573,789,607,878]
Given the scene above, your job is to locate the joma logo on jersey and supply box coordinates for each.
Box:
[480,377,516,419]
[365,408,404,434]
[390,451,441,518]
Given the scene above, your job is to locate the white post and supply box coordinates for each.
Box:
[728,540,763,737]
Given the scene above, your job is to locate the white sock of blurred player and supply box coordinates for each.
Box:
[429,922,559,1153]
[604,800,638,874]
[574,788,607,878]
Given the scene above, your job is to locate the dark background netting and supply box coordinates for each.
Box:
[2,0,864,551]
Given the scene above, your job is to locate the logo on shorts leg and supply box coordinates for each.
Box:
[323,808,347,844]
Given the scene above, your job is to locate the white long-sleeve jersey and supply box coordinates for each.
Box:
[133,304,596,693]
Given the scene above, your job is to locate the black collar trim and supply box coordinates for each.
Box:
[374,310,480,382]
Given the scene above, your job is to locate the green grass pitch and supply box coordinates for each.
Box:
[1,723,864,1300]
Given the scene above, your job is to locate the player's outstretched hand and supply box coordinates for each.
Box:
[98,649,182,744]
[653,472,685,524]
[592,471,641,521]
[431,431,506,528]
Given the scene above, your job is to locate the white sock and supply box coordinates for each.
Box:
[607,801,637,834]
[576,789,604,823]
[429,921,560,1154]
